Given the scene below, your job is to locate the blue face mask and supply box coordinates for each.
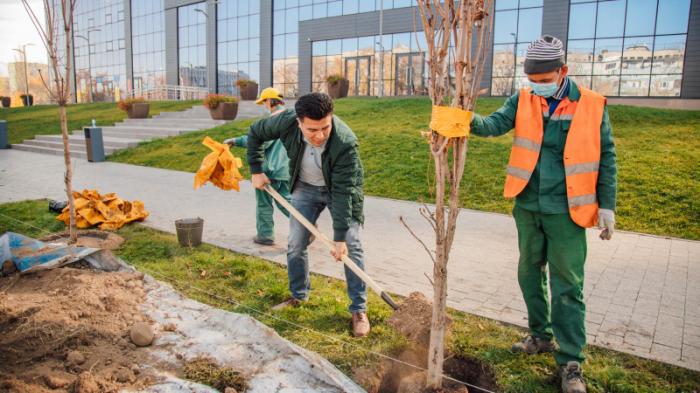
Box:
[530,72,561,98]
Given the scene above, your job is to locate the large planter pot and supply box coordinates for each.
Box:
[208,102,238,120]
[21,95,33,107]
[127,102,150,119]
[239,82,259,100]
[327,80,349,99]
[1,97,10,108]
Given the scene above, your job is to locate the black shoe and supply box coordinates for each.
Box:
[253,235,274,246]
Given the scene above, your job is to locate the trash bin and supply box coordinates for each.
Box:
[0,120,7,149]
[84,126,105,162]
[175,218,204,247]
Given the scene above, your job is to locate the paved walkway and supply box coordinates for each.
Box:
[0,149,698,372]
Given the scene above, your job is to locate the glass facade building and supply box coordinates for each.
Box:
[51,0,699,102]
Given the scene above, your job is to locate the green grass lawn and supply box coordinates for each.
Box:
[0,100,199,144]
[1,199,699,393]
[108,96,700,240]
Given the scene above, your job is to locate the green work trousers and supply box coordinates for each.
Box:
[255,179,291,241]
[513,205,587,365]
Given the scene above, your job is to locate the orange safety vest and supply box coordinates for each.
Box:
[504,87,606,228]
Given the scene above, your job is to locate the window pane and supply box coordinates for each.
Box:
[620,75,650,96]
[342,37,358,57]
[344,0,359,14]
[494,10,517,44]
[328,1,343,16]
[359,0,374,13]
[286,33,298,58]
[518,7,542,43]
[656,0,691,35]
[495,0,518,10]
[313,3,327,18]
[519,0,543,7]
[592,75,619,96]
[569,75,591,90]
[622,36,653,75]
[595,0,625,38]
[568,3,596,39]
[492,44,515,77]
[515,43,528,77]
[273,35,285,59]
[652,34,685,75]
[593,38,622,75]
[650,74,682,96]
[299,5,313,20]
[491,77,514,96]
[567,39,594,75]
[625,0,656,36]
[313,41,326,56]
[286,8,298,33]
[327,39,341,55]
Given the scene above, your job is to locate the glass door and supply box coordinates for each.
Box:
[395,52,425,96]
[344,56,372,96]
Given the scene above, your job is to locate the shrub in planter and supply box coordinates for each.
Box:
[236,79,259,101]
[203,94,239,120]
[118,97,150,119]
[326,75,349,99]
[0,96,9,108]
[20,94,34,107]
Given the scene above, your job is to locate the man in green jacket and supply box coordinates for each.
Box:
[470,35,617,393]
[224,87,290,246]
[247,92,370,337]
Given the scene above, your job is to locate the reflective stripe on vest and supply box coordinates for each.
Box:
[504,86,606,228]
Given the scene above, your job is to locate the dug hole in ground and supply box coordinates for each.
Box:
[0,230,498,393]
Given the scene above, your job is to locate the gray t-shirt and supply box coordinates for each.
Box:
[298,137,326,186]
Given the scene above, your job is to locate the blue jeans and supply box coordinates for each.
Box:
[287,181,367,313]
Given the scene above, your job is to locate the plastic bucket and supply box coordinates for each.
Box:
[175,217,204,247]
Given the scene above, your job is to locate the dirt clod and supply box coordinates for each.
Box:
[224,387,239,393]
[72,372,99,393]
[44,374,71,389]
[115,367,135,383]
[163,322,177,332]
[130,322,154,347]
[67,350,86,366]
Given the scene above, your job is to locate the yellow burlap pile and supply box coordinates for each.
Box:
[56,189,149,230]
[194,136,244,191]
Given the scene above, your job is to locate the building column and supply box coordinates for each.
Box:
[682,0,700,98]
[206,0,217,92]
[124,0,133,92]
[259,0,273,89]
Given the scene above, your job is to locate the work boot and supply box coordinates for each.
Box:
[253,235,274,246]
[560,361,587,393]
[351,312,371,337]
[271,297,302,311]
[511,335,557,354]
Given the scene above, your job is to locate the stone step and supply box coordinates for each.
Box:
[12,143,87,159]
[74,127,184,139]
[103,125,198,133]
[36,134,141,148]
[120,118,226,127]
[21,139,120,155]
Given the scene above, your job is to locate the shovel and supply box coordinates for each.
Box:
[264,184,400,310]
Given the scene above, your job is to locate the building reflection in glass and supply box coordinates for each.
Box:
[567,0,689,97]
[178,3,207,89]
[131,0,166,96]
[216,0,260,96]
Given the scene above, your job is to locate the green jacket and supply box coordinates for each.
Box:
[247,108,365,241]
[471,78,617,214]
[232,135,289,181]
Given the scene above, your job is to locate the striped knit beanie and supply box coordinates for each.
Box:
[524,35,565,74]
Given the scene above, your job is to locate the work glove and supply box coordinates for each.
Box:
[223,137,237,146]
[598,208,615,240]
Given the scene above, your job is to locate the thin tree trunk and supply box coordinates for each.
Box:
[58,104,76,242]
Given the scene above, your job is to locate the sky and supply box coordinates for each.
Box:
[0,0,47,75]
